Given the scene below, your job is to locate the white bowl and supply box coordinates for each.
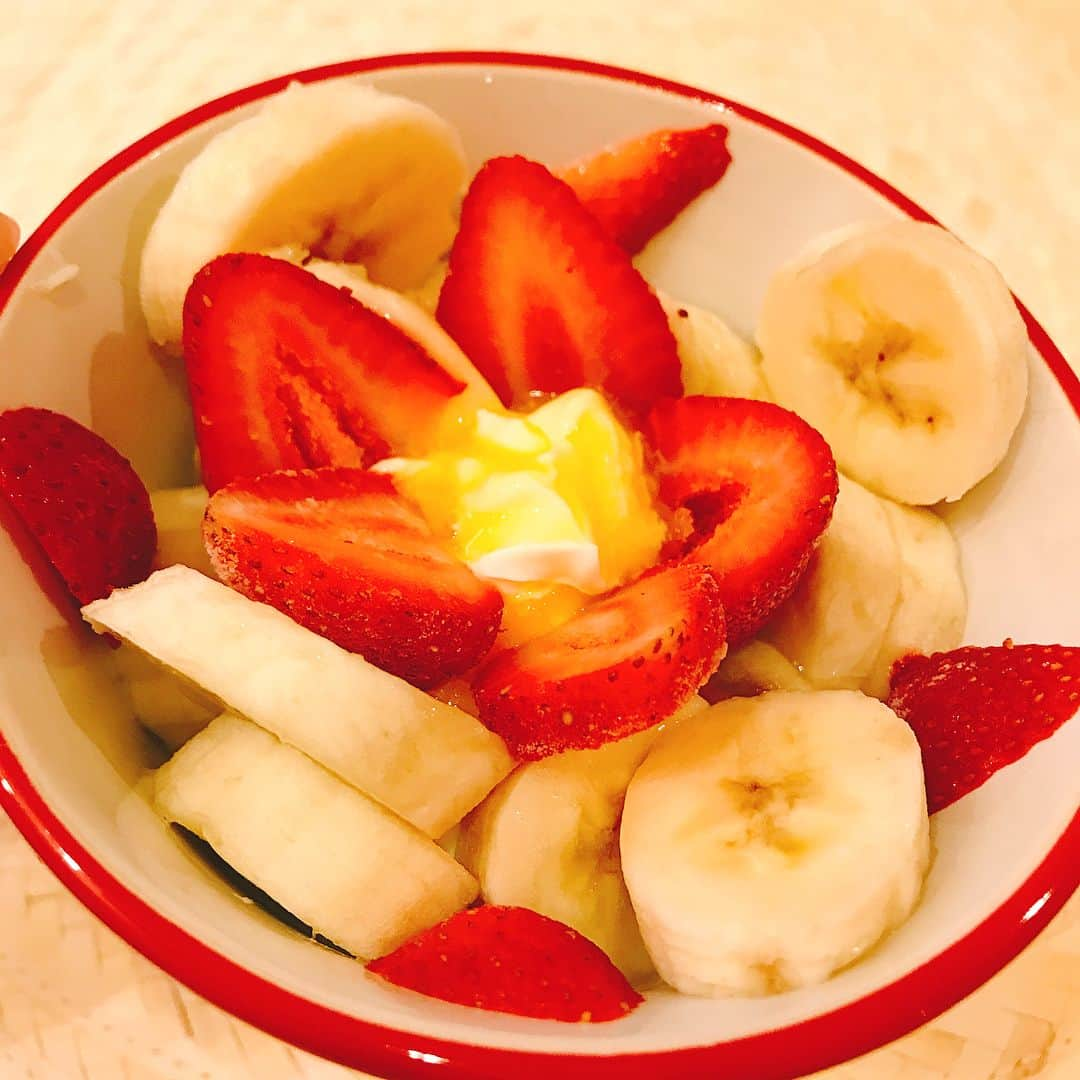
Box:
[0,52,1077,1080]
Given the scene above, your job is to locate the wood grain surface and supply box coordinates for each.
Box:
[1,2,1078,1077]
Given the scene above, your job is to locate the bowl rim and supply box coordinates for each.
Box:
[0,49,1077,1080]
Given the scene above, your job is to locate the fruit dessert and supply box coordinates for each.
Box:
[2,79,1078,1025]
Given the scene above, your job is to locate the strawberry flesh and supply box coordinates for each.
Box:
[204,467,503,688]
[368,905,643,1022]
[560,123,732,254]
[887,643,1080,813]
[472,563,726,760]
[183,254,467,492]
[645,396,837,646]
[436,155,682,417]
[0,407,156,605]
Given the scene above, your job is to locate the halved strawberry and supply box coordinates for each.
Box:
[472,563,725,760]
[645,396,837,646]
[559,124,732,254]
[184,254,468,492]
[368,905,642,1022]
[203,467,502,688]
[0,407,155,605]
[887,643,1080,813]
[436,155,682,417]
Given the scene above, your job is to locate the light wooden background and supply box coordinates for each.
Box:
[2,2,1078,1077]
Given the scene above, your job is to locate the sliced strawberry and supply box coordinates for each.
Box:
[645,396,837,646]
[368,905,642,1022]
[887,643,1080,813]
[0,407,155,605]
[472,563,725,760]
[559,124,732,254]
[436,155,682,417]
[203,467,502,688]
[183,254,467,492]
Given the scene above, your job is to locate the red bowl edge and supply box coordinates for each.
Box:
[0,49,1078,1080]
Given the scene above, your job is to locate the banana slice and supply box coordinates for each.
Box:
[757,221,1029,504]
[140,81,467,353]
[658,291,771,400]
[83,566,513,838]
[114,643,218,751]
[407,259,449,315]
[707,640,810,699]
[763,475,901,689]
[302,259,497,405]
[621,690,929,996]
[458,696,708,983]
[458,727,659,982]
[150,486,214,577]
[156,712,477,958]
[864,500,967,698]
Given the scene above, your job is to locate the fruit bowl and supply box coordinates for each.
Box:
[0,51,1077,1079]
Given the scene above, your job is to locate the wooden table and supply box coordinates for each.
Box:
[2,2,1078,1076]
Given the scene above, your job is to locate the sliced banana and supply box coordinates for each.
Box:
[83,566,513,838]
[707,640,810,699]
[458,727,658,982]
[621,690,929,996]
[150,486,214,577]
[114,643,218,751]
[407,259,449,315]
[863,500,967,698]
[140,80,467,353]
[757,221,1028,504]
[657,291,770,400]
[302,259,497,405]
[457,696,707,983]
[763,475,901,689]
[156,712,477,958]
[428,677,479,716]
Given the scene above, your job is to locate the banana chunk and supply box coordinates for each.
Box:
[83,567,513,837]
[407,259,449,314]
[457,696,707,984]
[708,640,810,699]
[658,291,770,400]
[763,475,901,689]
[155,713,477,958]
[150,486,213,578]
[114,643,218,751]
[864,499,967,698]
[140,80,467,353]
[459,727,660,982]
[757,221,1028,504]
[621,690,929,996]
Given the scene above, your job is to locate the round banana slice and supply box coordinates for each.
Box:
[407,259,449,315]
[458,695,707,983]
[757,221,1028,504]
[113,642,218,751]
[706,640,809,699]
[150,486,213,577]
[657,290,771,400]
[140,81,467,353]
[621,690,929,996]
[763,474,901,689]
[458,727,658,982]
[863,500,967,698]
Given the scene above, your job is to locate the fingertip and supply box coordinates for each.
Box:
[0,213,20,266]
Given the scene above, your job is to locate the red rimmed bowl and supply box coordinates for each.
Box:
[0,51,1077,1080]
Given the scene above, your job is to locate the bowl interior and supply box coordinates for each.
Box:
[0,60,1077,1061]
